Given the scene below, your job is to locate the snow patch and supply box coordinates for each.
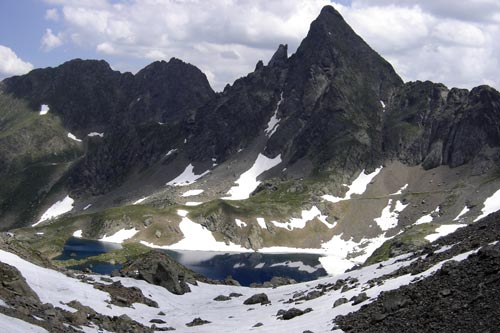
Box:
[223,153,282,200]
[270,261,319,273]
[390,184,408,195]
[415,207,439,225]
[454,206,470,221]
[380,100,386,109]
[0,313,48,333]
[264,92,283,137]
[143,210,250,252]
[34,195,74,226]
[319,233,390,275]
[415,214,432,225]
[235,219,247,228]
[166,164,209,187]
[322,167,383,203]
[133,196,148,205]
[374,199,408,231]
[82,204,92,211]
[256,217,267,229]
[165,149,177,157]
[270,206,334,230]
[185,202,203,206]
[99,228,139,243]
[39,104,49,115]
[181,189,204,197]
[87,132,104,137]
[425,224,466,242]
[434,244,455,254]
[254,263,265,269]
[67,132,82,142]
[474,189,500,222]
[73,230,83,238]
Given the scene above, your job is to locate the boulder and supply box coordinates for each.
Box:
[243,293,270,305]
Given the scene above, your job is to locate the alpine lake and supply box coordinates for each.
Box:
[56,237,328,286]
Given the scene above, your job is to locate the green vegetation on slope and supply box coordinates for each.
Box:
[0,91,83,229]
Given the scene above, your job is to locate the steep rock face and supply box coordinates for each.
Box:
[383,81,500,170]
[1,58,214,200]
[3,58,214,134]
[187,52,287,162]
[67,122,183,195]
[265,5,403,175]
[3,59,129,136]
[1,4,500,230]
[130,58,215,123]
[188,5,404,176]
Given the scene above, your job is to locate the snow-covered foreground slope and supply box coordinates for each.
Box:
[0,242,480,332]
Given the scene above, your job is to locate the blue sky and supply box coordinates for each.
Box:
[1,0,499,91]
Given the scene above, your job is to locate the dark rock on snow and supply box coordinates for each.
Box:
[243,293,270,305]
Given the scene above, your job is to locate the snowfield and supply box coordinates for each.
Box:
[167,164,209,186]
[223,153,282,200]
[475,188,500,222]
[322,167,382,203]
[374,199,407,231]
[425,224,466,242]
[0,313,48,333]
[99,228,139,243]
[270,206,334,231]
[141,210,251,252]
[33,195,74,226]
[0,243,480,333]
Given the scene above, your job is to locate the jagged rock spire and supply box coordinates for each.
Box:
[268,44,288,67]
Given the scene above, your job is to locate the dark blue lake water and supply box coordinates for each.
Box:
[57,237,328,286]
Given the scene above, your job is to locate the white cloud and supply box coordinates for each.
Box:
[0,45,33,79]
[42,0,500,90]
[45,0,331,89]
[41,28,64,51]
[338,1,500,89]
[45,8,59,21]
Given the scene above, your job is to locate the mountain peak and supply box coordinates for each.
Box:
[268,44,288,67]
[306,5,355,44]
[318,5,342,19]
[291,3,402,99]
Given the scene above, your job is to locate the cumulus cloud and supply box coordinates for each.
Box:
[0,45,34,79]
[45,8,59,21]
[42,0,500,90]
[41,28,64,51]
[339,1,500,89]
[43,0,331,89]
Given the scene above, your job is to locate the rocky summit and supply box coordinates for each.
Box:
[0,4,500,333]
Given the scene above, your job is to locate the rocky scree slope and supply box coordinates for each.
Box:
[336,210,500,332]
[1,207,500,332]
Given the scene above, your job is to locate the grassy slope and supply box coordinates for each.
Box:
[0,92,83,229]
